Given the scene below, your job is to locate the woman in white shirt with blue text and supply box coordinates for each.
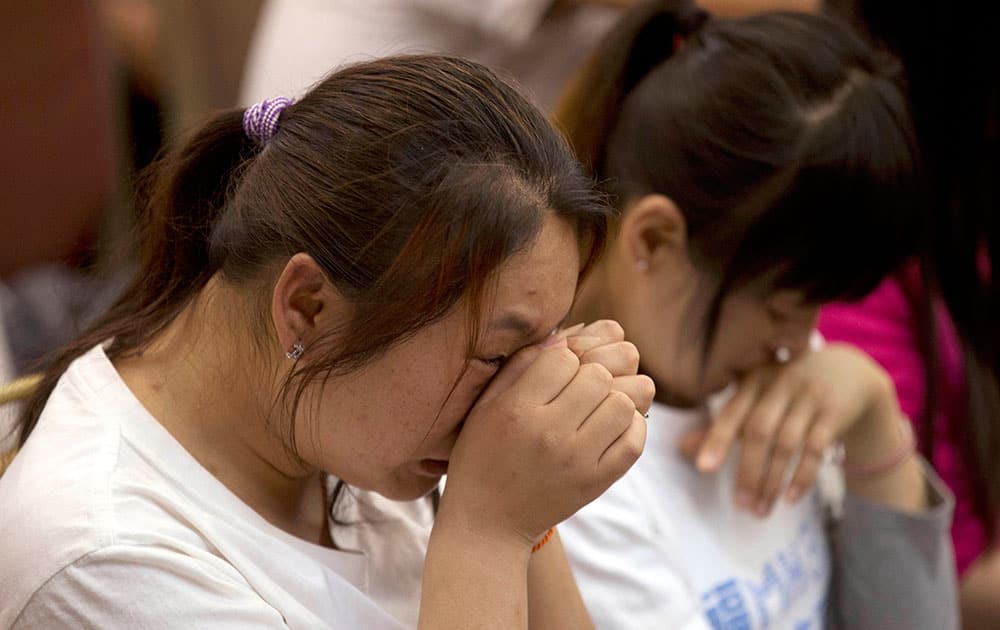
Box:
[556,2,957,628]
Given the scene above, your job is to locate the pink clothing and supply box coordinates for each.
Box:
[819,269,983,575]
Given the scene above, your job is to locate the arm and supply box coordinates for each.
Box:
[527,531,594,629]
[828,458,958,630]
[420,324,651,628]
[420,509,534,629]
[418,524,596,630]
[839,377,927,512]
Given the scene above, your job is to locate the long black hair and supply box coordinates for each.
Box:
[831,0,1000,541]
[558,0,921,354]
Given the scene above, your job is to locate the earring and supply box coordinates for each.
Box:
[286,341,305,360]
[636,259,650,272]
[774,346,791,364]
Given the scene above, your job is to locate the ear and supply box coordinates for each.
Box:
[617,193,688,271]
[270,253,346,356]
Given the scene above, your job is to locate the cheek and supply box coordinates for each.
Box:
[436,368,492,428]
[704,310,771,377]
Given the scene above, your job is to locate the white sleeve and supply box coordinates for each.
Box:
[559,478,711,630]
[13,545,288,629]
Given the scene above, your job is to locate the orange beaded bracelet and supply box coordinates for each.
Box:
[532,528,555,553]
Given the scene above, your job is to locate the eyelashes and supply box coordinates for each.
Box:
[477,355,508,370]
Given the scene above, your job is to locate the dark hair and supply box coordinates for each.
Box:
[557,0,921,350]
[17,55,609,448]
[830,0,1000,541]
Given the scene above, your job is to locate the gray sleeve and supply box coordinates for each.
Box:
[828,457,958,630]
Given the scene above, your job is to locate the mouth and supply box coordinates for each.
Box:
[417,459,449,477]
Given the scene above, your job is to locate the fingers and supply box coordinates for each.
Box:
[565,319,650,414]
[695,371,766,472]
[755,395,815,513]
[571,320,625,344]
[733,378,797,513]
[611,374,655,415]
[679,425,709,461]
[475,343,545,406]
[481,341,578,407]
[577,388,636,442]
[565,320,626,359]
[570,339,640,377]
[597,410,647,482]
[785,413,837,503]
[553,362,616,429]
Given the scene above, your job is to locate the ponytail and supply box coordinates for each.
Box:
[16,110,255,446]
[555,0,707,177]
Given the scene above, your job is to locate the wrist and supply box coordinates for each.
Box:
[432,497,536,560]
[840,382,917,482]
[840,376,900,462]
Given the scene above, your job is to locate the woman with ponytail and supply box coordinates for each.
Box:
[0,55,653,628]
[554,2,957,628]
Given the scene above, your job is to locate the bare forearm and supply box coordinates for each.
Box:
[419,512,532,629]
[527,531,594,629]
[842,393,927,512]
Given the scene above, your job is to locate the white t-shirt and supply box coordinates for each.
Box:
[0,345,434,629]
[239,0,622,113]
[560,398,835,630]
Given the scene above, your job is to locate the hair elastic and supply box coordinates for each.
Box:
[243,96,295,144]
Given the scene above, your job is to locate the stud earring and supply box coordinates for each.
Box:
[774,346,791,364]
[636,259,650,272]
[286,341,305,360]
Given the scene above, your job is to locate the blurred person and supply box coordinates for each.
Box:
[821,1,1000,627]
[0,1,115,279]
[240,0,817,117]
[240,0,625,113]
[554,2,957,628]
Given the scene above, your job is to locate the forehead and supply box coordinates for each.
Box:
[487,215,581,340]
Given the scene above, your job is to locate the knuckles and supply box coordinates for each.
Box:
[744,418,776,443]
[773,434,801,457]
[579,361,614,390]
[606,389,637,417]
[619,341,641,371]
[588,319,626,341]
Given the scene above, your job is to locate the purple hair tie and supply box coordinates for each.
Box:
[243,96,295,144]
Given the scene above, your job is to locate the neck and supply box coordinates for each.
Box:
[115,279,331,545]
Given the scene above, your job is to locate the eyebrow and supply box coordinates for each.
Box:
[490,312,570,345]
[491,313,537,338]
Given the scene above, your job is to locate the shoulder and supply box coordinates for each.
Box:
[11,544,285,629]
[0,347,225,626]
